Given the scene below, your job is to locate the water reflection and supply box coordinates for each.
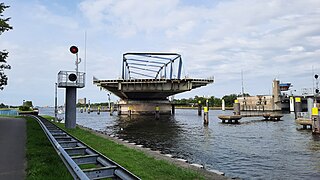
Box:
[114,115,182,153]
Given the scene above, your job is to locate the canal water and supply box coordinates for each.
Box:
[40,108,320,180]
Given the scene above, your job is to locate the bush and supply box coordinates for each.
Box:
[19,106,31,111]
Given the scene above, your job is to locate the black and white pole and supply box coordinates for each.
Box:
[64,46,81,129]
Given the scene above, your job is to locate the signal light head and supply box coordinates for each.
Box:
[68,73,77,81]
[70,46,78,54]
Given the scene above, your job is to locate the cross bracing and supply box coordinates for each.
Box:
[122,53,183,80]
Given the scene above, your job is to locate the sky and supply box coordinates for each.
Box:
[0,0,319,106]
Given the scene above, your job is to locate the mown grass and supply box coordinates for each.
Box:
[54,122,204,180]
[25,116,72,180]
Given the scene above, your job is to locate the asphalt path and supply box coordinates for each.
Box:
[0,117,26,180]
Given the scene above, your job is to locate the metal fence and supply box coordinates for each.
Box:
[58,71,85,88]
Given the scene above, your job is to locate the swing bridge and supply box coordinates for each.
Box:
[93,52,213,115]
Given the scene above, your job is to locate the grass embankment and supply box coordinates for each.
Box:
[25,116,72,179]
[55,122,204,179]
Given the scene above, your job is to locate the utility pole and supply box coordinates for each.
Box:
[55,82,58,122]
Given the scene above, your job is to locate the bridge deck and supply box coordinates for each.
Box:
[94,78,213,100]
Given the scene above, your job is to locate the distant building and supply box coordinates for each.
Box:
[78,98,86,105]
[237,79,282,111]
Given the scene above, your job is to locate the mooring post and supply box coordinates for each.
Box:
[294,97,302,119]
[312,107,320,134]
[171,104,175,115]
[97,106,101,115]
[222,99,225,111]
[307,98,314,118]
[110,106,113,116]
[155,105,160,119]
[128,106,132,117]
[203,100,209,125]
[233,100,240,115]
[289,96,295,112]
[198,100,202,116]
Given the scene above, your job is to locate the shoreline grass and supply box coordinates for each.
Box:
[54,121,205,179]
[25,116,72,179]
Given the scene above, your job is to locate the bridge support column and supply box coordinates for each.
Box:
[65,87,76,129]
[233,100,240,115]
[118,100,171,115]
[171,104,175,115]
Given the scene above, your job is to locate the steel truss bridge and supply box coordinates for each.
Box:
[122,53,183,80]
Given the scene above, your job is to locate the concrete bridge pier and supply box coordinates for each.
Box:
[171,104,175,115]
[118,100,171,115]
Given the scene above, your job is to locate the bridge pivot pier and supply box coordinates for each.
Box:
[118,100,171,115]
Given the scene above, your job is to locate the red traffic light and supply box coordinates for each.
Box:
[70,46,78,54]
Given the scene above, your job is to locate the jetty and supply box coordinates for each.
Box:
[296,118,313,129]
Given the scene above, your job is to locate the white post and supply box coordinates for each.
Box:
[222,99,225,111]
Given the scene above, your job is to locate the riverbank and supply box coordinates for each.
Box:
[51,117,228,180]
[25,116,72,179]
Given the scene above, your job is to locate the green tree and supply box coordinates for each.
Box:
[222,94,238,107]
[0,3,13,90]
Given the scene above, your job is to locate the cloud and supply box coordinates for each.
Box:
[1,0,320,105]
[31,4,79,30]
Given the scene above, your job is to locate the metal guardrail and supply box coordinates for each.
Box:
[30,115,140,180]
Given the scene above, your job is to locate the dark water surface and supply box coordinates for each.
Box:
[40,108,320,179]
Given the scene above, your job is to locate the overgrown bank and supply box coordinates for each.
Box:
[25,116,72,179]
[54,122,206,179]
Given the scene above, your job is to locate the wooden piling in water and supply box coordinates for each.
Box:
[155,106,160,119]
[203,107,209,125]
[198,100,202,116]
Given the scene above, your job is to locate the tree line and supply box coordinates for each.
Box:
[173,94,249,107]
